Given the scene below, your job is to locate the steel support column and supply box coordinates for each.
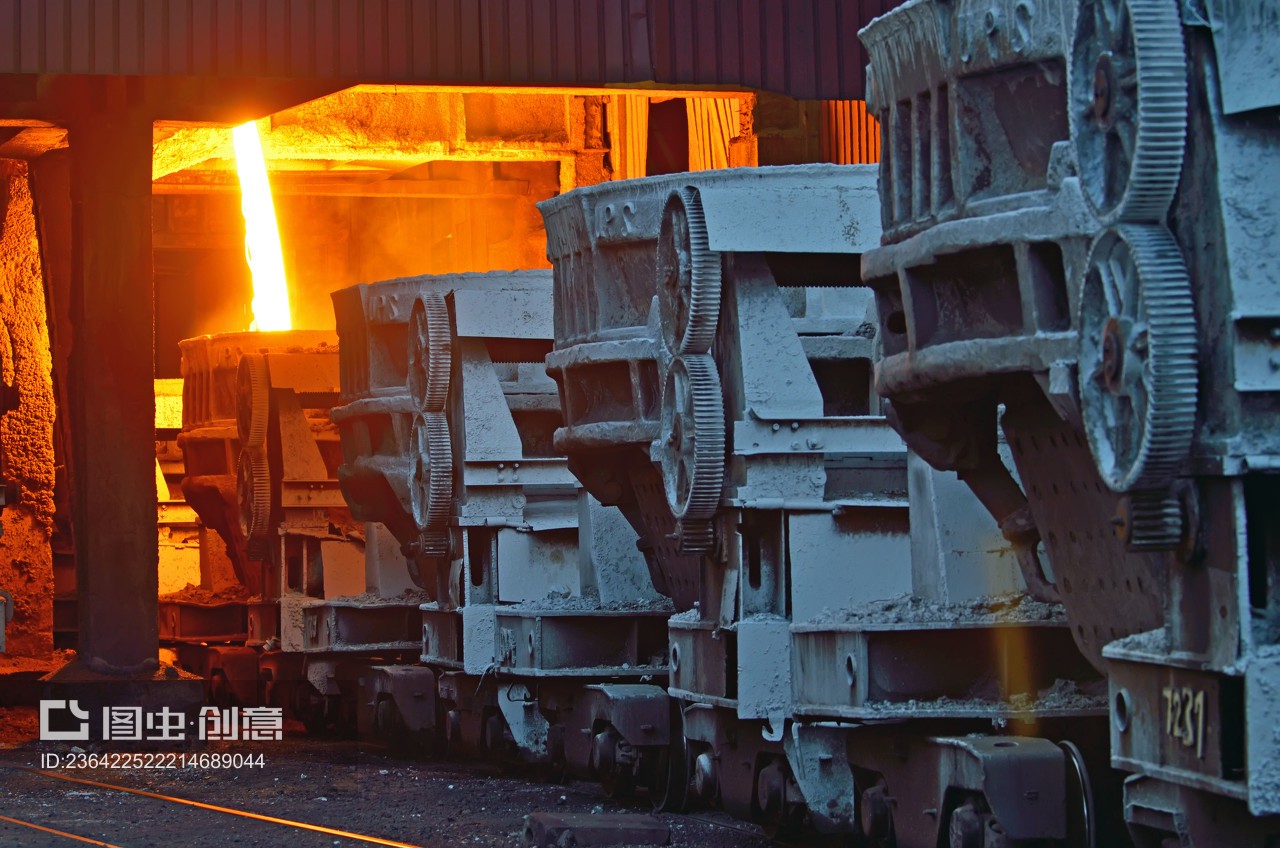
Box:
[65,79,158,675]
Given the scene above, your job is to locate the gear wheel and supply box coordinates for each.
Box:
[656,187,722,355]
[672,520,715,555]
[1113,490,1183,551]
[1079,224,1197,494]
[1070,0,1188,224]
[237,446,274,561]
[657,354,725,551]
[410,412,454,553]
[408,293,453,412]
[237,353,271,448]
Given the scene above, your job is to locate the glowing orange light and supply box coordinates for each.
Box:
[232,121,292,331]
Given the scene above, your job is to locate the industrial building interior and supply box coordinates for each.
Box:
[0,2,1277,847]
[0,84,872,652]
[0,8,886,846]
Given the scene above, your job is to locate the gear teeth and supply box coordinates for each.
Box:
[237,446,274,561]
[237,353,271,449]
[411,412,454,538]
[409,293,453,412]
[418,531,450,558]
[1079,224,1197,493]
[1123,491,1183,550]
[657,188,722,355]
[658,353,725,523]
[1071,0,1188,224]
[675,520,715,554]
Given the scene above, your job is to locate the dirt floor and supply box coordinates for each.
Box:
[0,706,773,848]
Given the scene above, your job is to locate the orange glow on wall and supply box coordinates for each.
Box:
[820,100,881,165]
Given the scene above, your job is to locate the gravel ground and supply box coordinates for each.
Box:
[0,707,770,848]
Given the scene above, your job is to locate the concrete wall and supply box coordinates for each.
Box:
[0,161,56,657]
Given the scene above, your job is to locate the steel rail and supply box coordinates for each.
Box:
[13,766,426,848]
[0,812,124,847]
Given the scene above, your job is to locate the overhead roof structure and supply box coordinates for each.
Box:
[0,0,895,101]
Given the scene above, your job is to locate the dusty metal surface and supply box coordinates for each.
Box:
[539,164,883,612]
[177,330,340,598]
[175,330,425,729]
[157,600,248,644]
[861,0,1280,841]
[540,160,1108,842]
[492,608,668,676]
[858,0,1155,666]
[331,271,554,560]
[331,269,673,778]
[1205,0,1280,114]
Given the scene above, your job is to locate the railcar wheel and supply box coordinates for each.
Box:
[1061,741,1097,848]
[948,798,990,848]
[756,757,806,840]
[591,726,636,798]
[373,695,403,743]
[648,736,691,813]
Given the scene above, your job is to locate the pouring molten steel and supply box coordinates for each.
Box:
[232,121,292,331]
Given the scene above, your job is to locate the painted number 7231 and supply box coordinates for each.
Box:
[1162,685,1207,760]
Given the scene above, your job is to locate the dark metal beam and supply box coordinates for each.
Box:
[64,77,158,675]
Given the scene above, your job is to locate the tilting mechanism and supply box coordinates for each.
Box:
[1071,0,1196,551]
[1069,0,1188,225]
[236,352,274,562]
[655,187,726,553]
[1078,224,1198,549]
[406,293,455,557]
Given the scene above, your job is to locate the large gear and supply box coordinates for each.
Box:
[237,446,274,562]
[408,292,453,412]
[1070,0,1188,224]
[1114,490,1184,551]
[236,353,271,449]
[672,520,715,555]
[410,411,454,549]
[656,354,725,550]
[1078,224,1197,495]
[656,187,722,355]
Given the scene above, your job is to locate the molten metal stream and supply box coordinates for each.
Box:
[232,121,292,331]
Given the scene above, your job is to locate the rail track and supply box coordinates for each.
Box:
[0,812,122,848]
[0,749,772,848]
[0,763,430,848]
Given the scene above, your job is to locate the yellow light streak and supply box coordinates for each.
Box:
[232,121,292,331]
[19,768,426,848]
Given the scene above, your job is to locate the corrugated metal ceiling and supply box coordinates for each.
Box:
[0,0,898,100]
